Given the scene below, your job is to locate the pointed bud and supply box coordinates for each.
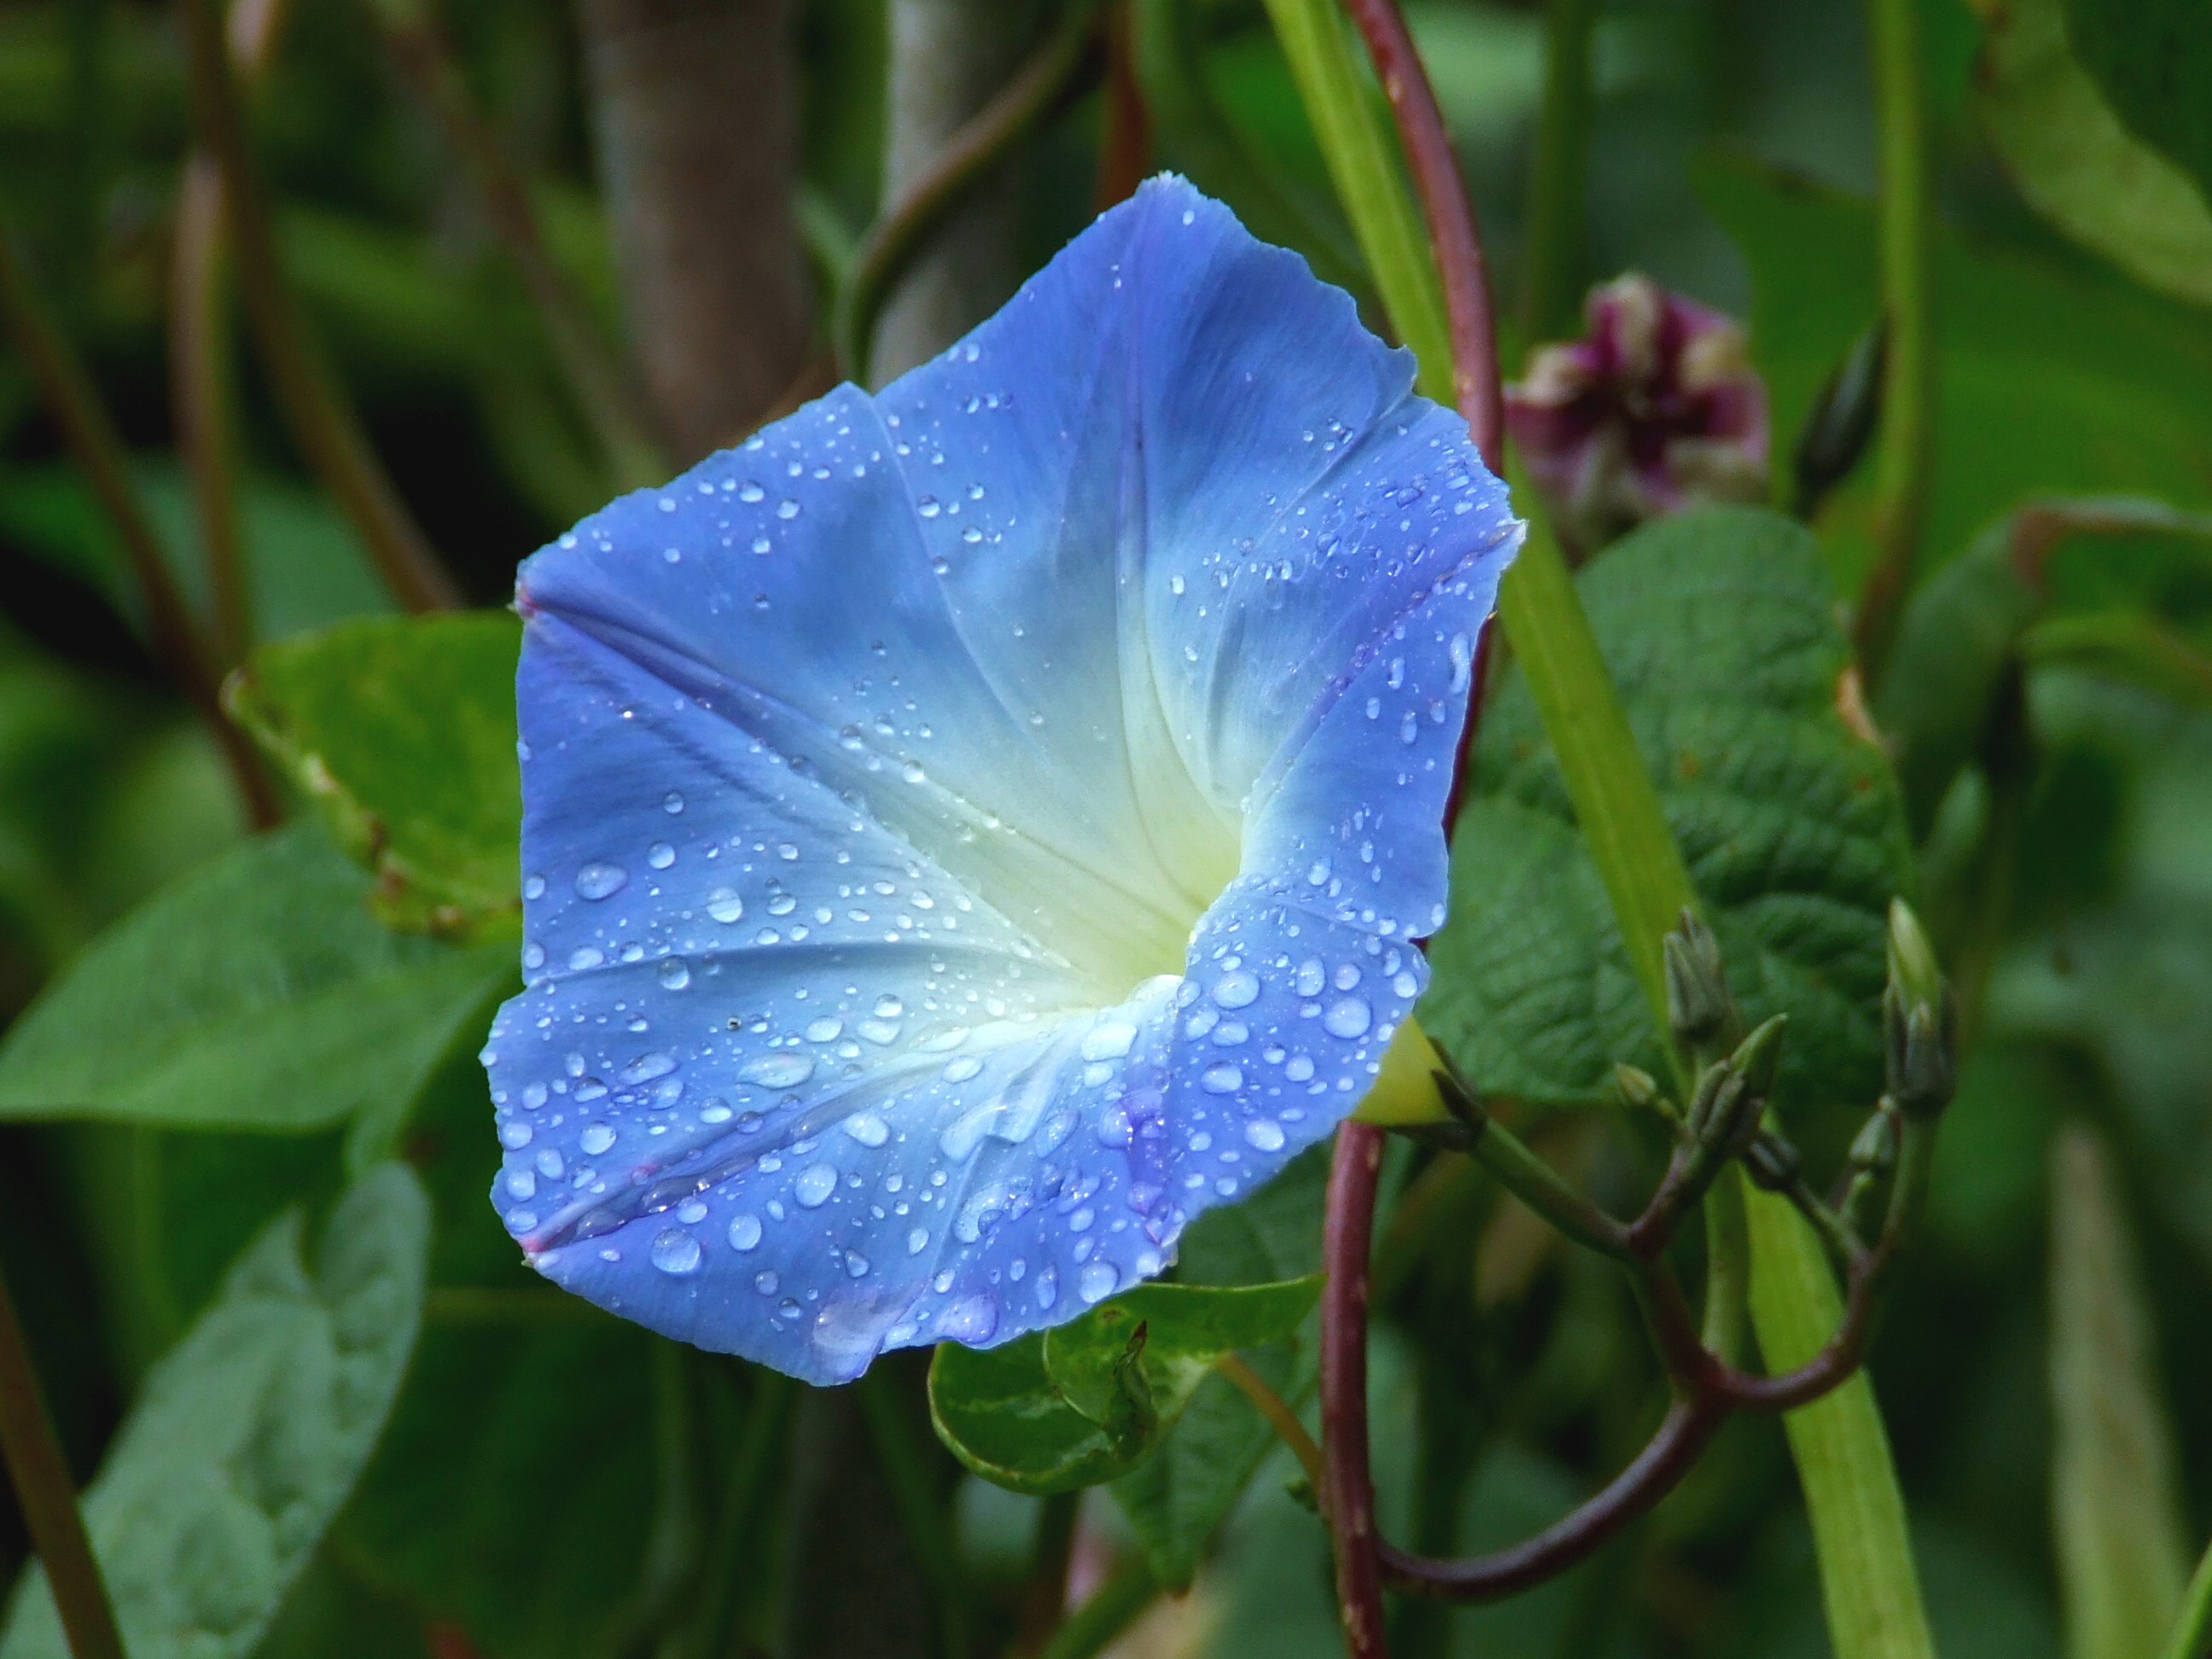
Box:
[1730,1014,1788,1101]
[1848,1106,1900,1177]
[1792,319,1885,518]
[1743,1132,1802,1193]
[1883,900,1956,1118]
[1663,910,1732,1048]
[1612,1062,1667,1118]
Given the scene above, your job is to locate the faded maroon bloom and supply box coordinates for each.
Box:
[1505,273,1769,556]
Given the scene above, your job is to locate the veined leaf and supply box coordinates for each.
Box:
[226,612,523,940]
[0,1163,430,1659]
[0,823,511,1130]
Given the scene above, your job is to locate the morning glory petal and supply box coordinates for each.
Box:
[487,176,1520,1384]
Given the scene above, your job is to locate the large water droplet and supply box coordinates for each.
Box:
[620,1051,676,1085]
[651,1229,702,1275]
[739,1052,814,1089]
[941,1056,983,1084]
[844,1111,891,1147]
[658,958,691,991]
[1202,1062,1243,1094]
[804,1016,844,1044]
[707,888,745,923]
[1078,1262,1119,1304]
[646,841,676,870]
[728,1214,762,1251]
[579,1122,615,1155]
[1212,969,1260,1010]
[1245,1119,1287,1152]
[794,1164,838,1208]
[1324,998,1372,1039]
[1081,1020,1138,1062]
[575,861,628,900]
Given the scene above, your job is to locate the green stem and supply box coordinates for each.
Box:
[0,1264,127,1659]
[179,0,460,613]
[1521,0,1599,344]
[1268,7,1941,1651]
[1493,487,1696,1046]
[1037,1560,1158,1659]
[1260,0,1453,405]
[1702,1166,1752,1365]
[855,1367,972,1659]
[2162,1536,2212,1659]
[1851,0,1936,683]
[1747,1190,1935,1658]
[1216,1350,1327,1495]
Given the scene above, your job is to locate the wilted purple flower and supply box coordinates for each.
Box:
[1505,274,1769,556]
[480,178,1520,1384]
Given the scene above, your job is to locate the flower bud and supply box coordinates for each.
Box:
[1883,900,1956,1119]
[1505,273,1771,556]
[1663,911,1732,1049]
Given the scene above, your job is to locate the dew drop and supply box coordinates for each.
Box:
[646,841,676,870]
[1212,969,1260,1010]
[1078,1261,1119,1304]
[1295,958,1326,998]
[580,1122,616,1155]
[574,861,628,900]
[658,958,691,991]
[707,888,746,923]
[651,1230,702,1276]
[1324,998,1372,1039]
[739,1052,814,1088]
[728,1214,762,1251]
[794,1164,837,1208]
[1245,1119,1287,1152]
[1202,1062,1243,1094]
[844,1111,891,1147]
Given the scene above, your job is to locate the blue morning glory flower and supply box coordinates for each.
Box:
[481,177,1520,1384]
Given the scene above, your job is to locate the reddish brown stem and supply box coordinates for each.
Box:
[0,230,279,827]
[1378,1396,1726,1599]
[1338,0,1503,470]
[1323,1124,1390,1659]
[1093,0,1151,209]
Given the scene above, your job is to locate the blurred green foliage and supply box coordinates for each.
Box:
[0,0,2209,1656]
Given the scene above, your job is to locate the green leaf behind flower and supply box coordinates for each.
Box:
[0,1163,430,1659]
[0,822,510,1131]
[1426,507,1914,1112]
[227,612,523,940]
[928,1276,1320,1497]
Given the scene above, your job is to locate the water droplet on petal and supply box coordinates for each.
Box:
[707,888,745,923]
[1213,969,1260,1009]
[651,1229,702,1275]
[575,861,628,900]
[1324,998,1372,1039]
[844,1112,890,1147]
[1078,1262,1119,1304]
[1202,1062,1243,1094]
[1245,1119,1287,1152]
[728,1214,762,1250]
[794,1164,837,1208]
[740,1052,814,1088]
[580,1122,615,1155]
[658,958,691,990]
[647,841,676,870]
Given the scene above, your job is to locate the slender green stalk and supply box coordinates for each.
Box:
[855,1368,971,1659]
[1521,0,1600,343]
[1747,1190,1935,1659]
[1037,1560,1158,1659]
[685,1370,797,1659]
[1493,489,1696,1043]
[0,1265,127,1659]
[178,0,460,613]
[1269,6,1941,1651]
[1852,0,1936,682]
[2162,1538,2212,1659]
[1217,1351,1327,1495]
[1701,1167,1752,1364]
[1260,0,1453,405]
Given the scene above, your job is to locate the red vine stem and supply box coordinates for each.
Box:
[1337,0,1504,471]
[1323,1124,1391,1659]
